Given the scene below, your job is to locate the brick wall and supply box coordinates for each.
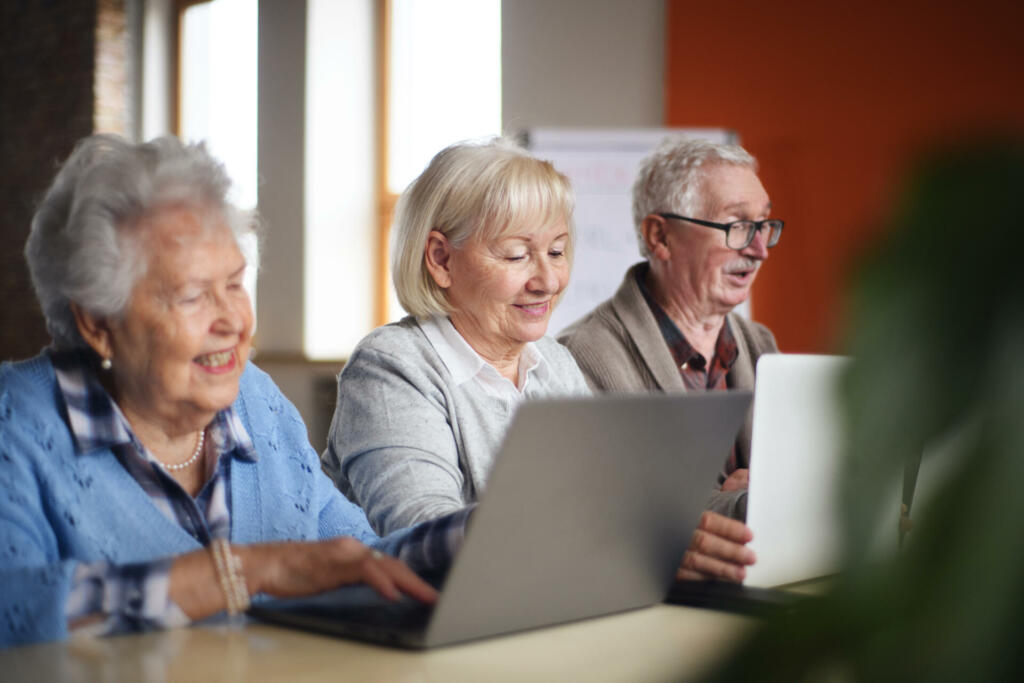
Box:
[0,0,131,361]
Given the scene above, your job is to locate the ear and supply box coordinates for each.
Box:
[70,302,115,361]
[641,214,672,262]
[423,230,454,289]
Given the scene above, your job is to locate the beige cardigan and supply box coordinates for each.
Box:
[557,263,778,518]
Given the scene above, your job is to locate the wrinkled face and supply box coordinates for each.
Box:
[443,220,570,361]
[667,164,772,315]
[105,206,254,432]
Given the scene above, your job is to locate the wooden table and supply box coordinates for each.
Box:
[1,604,755,683]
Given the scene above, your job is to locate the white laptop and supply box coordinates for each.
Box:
[744,353,960,589]
[251,391,752,648]
[744,354,860,587]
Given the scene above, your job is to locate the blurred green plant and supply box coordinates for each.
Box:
[705,140,1024,682]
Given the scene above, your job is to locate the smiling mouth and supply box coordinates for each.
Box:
[514,301,551,316]
[194,349,236,372]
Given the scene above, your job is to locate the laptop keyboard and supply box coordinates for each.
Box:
[321,597,434,630]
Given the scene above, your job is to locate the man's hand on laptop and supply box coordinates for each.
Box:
[721,468,749,492]
[677,512,756,583]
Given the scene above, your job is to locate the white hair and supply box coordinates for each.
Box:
[24,134,257,349]
[631,137,757,258]
[391,137,575,318]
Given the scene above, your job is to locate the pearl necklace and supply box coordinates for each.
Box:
[158,430,205,472]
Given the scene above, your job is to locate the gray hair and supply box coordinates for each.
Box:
[391,137,575,318]
[631,137,757,258]
[25,134,256,350]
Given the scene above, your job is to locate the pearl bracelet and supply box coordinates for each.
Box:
[210,538,250,617]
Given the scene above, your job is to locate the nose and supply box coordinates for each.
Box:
[528,256,563,294]
[211,288,250,336]
[742,227,770,260]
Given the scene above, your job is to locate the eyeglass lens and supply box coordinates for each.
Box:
[727,221,783,249]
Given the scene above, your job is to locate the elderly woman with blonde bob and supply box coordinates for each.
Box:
[0,135,466,647]
[322,138,756,583]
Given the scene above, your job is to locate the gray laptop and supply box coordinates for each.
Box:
[250,391,751,648]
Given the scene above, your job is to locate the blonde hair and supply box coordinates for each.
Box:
[391,138,575,317]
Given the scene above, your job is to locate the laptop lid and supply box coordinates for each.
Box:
[252,391,751,648]
[744,354,853,588]
[421,391,751,647]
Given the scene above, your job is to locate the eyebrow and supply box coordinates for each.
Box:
[501,232,570,243]
[721,199,772,210]
[179,262,247,288]
[719,201,772,216]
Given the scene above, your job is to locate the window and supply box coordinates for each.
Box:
[381,0,502,325]
[179,0,258,210]
[178,0,502,359]
[386,0,502,195]
[307,0,501,357]
[178,0,259,307]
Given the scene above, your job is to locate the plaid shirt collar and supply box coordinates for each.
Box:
[634,264,739,377]
[49,348,258,464]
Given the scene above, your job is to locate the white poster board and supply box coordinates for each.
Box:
[526,128,739,335]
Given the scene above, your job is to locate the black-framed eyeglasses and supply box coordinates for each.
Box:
[657,213,784,250]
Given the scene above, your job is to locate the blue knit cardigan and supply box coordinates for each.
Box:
[0,354,405,647]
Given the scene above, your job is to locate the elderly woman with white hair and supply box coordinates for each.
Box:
[322,138,755,584]
[0,134,465,647]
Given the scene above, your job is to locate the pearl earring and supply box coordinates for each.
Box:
[101,358,112,370]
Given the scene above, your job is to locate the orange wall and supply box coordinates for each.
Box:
[666,0,1024,352]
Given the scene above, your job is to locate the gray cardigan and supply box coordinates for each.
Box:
[558,263,778,518]
[322,317,590,535]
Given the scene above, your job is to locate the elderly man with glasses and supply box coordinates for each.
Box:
[558,137,782,521]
